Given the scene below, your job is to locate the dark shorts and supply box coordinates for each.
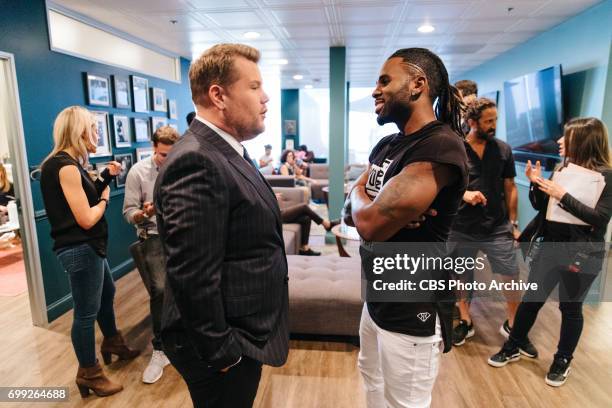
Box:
[448,222,519,277]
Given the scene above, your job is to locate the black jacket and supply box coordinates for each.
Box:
[519,168,612,245]
[154,120,289,370]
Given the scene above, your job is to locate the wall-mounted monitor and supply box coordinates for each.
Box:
[503,65,564,169]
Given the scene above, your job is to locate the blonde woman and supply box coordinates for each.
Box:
[40,106,139,398]
[0,162,14,209]
[489,118,612,387]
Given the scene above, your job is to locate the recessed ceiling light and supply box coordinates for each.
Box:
[243,31,261,39]
[417,24,435,33]
[305,84,313,89]
[293,74,304,80]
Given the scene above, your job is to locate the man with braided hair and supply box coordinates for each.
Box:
[346,48,468,407]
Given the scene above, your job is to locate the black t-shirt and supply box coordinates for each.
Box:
[0,183,14,206]
[363,121,468,338]
[452,138,516,235]
[40,152,108,257]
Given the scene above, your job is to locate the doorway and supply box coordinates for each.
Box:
[0,51,47,326]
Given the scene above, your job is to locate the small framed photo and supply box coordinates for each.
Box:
[168,99,177,119]
[136,147,154,162]
[86,73,110,107]
[112,75,131,109]
[133,118,150,142]
[90,111,112,158]
[131,75,149,113]
[151,117,168,132]
[284,119,296,135]
[114,153,133,188]
[112,115,131,148]
[151,87,167,112]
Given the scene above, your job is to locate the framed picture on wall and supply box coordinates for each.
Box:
[131,75,149,113]
[284,119,296,136]
[168,99,177,119]
[114,153,133,188]
[151,87,167,112]
[112,114,131,148]
[86,73,110,107]
[151,116,168,132]
[285,137,295,151]
[136,147,154,162]
[90,111,112,158]
[133,118,150,142]
[112,75,131,109]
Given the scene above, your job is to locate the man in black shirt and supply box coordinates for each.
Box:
[347,48,468,408]
[449,98,536,357]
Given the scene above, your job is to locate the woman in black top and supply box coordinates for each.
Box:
[0,163,14,217]
[489,117,612,387]
[40,106,139,398]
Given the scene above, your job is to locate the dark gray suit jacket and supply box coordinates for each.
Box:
[154,119,289,369]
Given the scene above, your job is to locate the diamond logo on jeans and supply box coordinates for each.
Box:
[417,312,431,322]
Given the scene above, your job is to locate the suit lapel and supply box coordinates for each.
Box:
[189,120,283,231]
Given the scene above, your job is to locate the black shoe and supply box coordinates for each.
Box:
[499,321,538,358]
[488,345,520,367]
[324,219,341,232]
[452,320,474,346]
[545,357,571,387]
[518,338,538,359]
[299,248,321,256]
[499,320,511,339]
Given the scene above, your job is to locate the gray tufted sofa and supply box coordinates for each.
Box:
[287,255,363,336]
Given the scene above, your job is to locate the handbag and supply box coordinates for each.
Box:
[128,231,165,296]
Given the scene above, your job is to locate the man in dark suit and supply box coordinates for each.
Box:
[154,43,289,408]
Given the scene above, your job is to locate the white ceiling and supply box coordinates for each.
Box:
[51,0,602,88]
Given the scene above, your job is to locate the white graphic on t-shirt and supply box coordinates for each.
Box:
[365,159,393,199]
[417,312,431,322]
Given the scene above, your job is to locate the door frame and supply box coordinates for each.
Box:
[0,51,47,326]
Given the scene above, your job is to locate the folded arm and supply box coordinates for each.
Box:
[350,161,456,242]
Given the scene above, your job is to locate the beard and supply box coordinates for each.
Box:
[376,88,412,127]
[226,110,265,141]
[476,127,495,141]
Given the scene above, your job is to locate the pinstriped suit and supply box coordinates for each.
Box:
[154,120,289,405]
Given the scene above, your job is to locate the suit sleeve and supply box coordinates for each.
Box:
[559,175,612,229]
[158,151,241,369]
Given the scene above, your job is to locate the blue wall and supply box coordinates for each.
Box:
[458,0,612,229]
[0,0,193,321]
[281,89,299,149]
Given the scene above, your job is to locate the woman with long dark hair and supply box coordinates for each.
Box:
[40,106,140,398]
[488,117,612,387]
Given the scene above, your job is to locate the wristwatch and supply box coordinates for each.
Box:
[510,220,519,228]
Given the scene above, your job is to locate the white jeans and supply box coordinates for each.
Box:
[358,305,441,408]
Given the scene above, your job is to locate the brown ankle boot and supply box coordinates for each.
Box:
[100,331,140,365]
[76,361,123,398]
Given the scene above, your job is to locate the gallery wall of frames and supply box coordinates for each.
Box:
[84,72,179,188]
[0,0,194,322]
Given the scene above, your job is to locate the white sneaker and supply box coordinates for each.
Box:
[142,350,170,384]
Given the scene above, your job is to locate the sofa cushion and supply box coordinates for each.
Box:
[287,255,362,336]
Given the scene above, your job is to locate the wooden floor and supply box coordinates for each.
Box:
[1,266,611,408]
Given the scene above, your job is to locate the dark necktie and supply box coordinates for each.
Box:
[243,149,257,169]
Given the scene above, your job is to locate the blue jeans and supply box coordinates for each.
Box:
[56,243,118,367]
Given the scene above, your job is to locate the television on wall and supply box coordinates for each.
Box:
[503,65,564,169]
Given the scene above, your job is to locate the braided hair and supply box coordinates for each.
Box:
[389,48,465,137]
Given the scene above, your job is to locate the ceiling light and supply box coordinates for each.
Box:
[293,74,304,80]
[305,84,313,89]
[278,59,289,65]
[417,24,435,33]
[243,31,261,39]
